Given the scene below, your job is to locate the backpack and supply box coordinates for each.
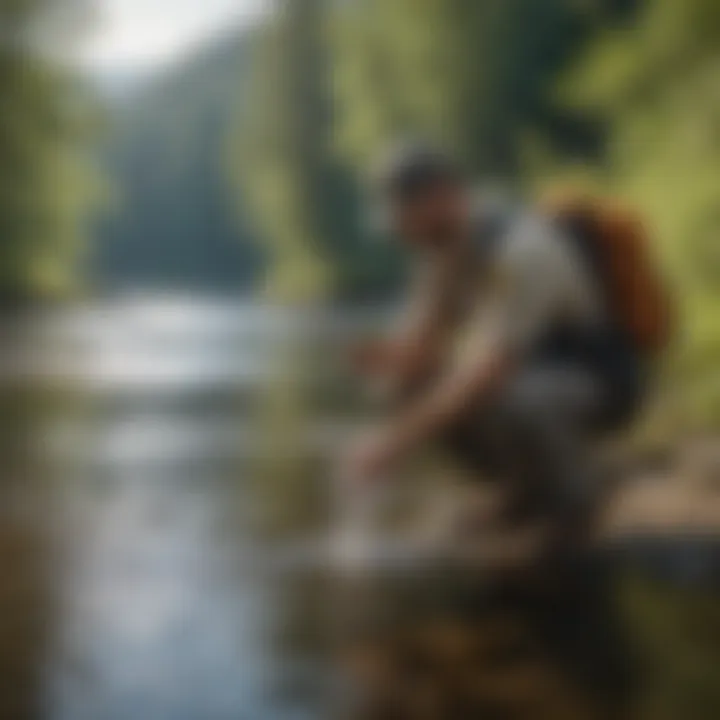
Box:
[540,192,673,359]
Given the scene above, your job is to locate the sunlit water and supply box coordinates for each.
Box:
[0,296,717,719]
[2,296,370,720]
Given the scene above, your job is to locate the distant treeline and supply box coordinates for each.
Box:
[92,35,266,294]
[0,0,99,305]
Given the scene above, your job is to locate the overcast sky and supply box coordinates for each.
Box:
[81,0,270,74]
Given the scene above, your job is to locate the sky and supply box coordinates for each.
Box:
[81,0,271,75]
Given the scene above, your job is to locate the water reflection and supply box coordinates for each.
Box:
[42,298,343,720]
[0,298,715,719]
[0,323,55,719]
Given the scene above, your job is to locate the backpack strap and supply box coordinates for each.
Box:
[472,192,519,260]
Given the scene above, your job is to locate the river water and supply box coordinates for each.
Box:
[0,296,717,720]
[1,297,362,720]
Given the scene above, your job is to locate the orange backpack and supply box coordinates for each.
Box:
[541,192,673,358]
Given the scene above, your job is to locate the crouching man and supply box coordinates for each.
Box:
[341,142,671,559]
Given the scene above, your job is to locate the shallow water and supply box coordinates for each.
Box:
[0,296,716,719]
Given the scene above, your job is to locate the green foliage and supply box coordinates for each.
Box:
[230,0,404,303]
[331,0,622,176]
[232,0,718,427]
[0,0,99,303]
[559,0,720,427]
[230,0,332,303]
[623,575,720,720]
[234,0,635,303]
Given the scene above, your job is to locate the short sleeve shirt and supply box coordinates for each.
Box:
[408,202,605,364]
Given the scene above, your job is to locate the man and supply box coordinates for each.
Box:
[341,143,649,550]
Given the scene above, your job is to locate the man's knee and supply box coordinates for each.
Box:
[499,366,604,434]
[489,380,566,456]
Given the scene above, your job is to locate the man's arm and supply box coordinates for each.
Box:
[351,316,444,384]
[373,334,515,463]
[352,257,457,400]
[366,219,567,467]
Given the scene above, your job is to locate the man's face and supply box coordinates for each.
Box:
[391,181,467,250]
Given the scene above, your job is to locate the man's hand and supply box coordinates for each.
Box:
[341,348,512,487]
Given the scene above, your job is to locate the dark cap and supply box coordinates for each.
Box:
[373,141,462,203]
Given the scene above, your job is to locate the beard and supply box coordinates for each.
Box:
[419,218,463,250]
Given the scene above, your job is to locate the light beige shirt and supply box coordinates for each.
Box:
[406,208,605,366]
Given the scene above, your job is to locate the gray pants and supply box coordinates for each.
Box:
[442,366,637,713]
[443,365,608,543]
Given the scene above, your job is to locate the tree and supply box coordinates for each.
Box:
[331,0,625,177]
[560,0,720,426]
[0,0,99,304]
[230,0,405,302]
[230,0,331,302]
[229,0,333,533]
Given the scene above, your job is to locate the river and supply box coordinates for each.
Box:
[0,296,717,719]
